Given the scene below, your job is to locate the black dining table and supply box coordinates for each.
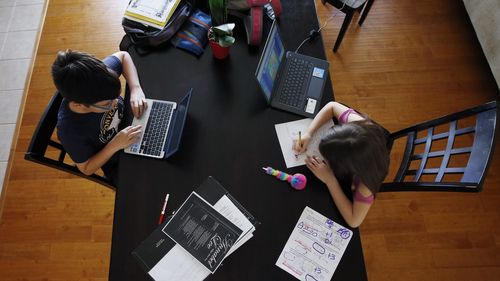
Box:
[109,0,368,280]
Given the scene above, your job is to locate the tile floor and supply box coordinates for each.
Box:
[0,0,45,195]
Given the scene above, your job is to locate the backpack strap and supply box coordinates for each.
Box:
[270,0,281,16]
[245,7,263,46]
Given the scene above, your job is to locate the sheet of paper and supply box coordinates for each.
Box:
[276,206,353,281]
[275,118,335,168]
[213,195,255,256]
[149,244,210,281]
[213,195,255,233]
[126,0,179,22]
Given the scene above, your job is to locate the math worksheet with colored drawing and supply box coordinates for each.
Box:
[276,206,352,281]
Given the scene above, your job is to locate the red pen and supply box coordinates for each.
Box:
[158,194,170,225]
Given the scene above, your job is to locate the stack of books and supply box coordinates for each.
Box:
[124,0,182,30]
[132,177,259,281]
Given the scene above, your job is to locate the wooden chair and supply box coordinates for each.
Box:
[25,92,116,190]
[321,0,374,52]
[381,101,497,192]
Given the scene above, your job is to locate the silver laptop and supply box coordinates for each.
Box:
[124,88,192,159]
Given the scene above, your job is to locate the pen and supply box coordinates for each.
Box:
[158,193,170,225]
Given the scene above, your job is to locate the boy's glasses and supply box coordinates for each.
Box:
[89,99,116,111]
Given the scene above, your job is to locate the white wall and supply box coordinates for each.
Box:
[463,0,500,90]
[0,0,45,195]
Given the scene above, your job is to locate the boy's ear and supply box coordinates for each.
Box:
[68,101,92,113]
[69,101,89,108]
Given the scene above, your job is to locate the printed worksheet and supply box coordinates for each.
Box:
[276,207,353,281]
[275,119,335,168]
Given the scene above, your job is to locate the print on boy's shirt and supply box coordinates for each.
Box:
[99,98,124,143]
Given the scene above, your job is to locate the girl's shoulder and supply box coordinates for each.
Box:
[338,108,364,123]
[353,181,375,204]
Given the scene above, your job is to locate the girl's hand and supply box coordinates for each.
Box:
[305,155,336,185]
[110,125,142,150]
[293,132,312,154]
[130,87,148,118]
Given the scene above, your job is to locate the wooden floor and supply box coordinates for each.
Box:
[1,0,499,280]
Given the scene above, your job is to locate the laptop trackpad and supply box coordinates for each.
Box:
[307,76,325,99]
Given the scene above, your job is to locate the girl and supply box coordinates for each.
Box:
[294,102,390,227]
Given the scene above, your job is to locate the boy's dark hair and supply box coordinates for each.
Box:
[319,120,390,195]
[51,50,121,105]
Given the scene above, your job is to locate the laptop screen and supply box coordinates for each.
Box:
[255,22,285,102]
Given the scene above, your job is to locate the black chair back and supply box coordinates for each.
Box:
[25,92,115,190]
[381,101,497,192]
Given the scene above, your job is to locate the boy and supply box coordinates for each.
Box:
[51,50,147,185]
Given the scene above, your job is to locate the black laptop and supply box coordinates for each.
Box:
[255,21,329,117]
[124,88,192,159]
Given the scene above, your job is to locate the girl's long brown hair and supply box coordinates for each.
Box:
[319,120,390,195]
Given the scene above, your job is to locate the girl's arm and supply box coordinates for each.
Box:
[295,102,363,153]
[309,101,362,133]
[324,179,372,228]
[305,155,372,228]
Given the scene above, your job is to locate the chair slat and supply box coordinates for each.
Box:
[413,147,472,160]
[414,128,434,181]
[445,167,466,173]
[435,121,457,181]
[422,168,439,174]
[414,126,475,144]
[394,131,416,181]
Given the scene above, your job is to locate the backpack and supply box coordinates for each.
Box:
[120,1,193,54]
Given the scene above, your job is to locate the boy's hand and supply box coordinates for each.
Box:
[293,132,312,154]
[130,87,148,118]
[111,125,142,150]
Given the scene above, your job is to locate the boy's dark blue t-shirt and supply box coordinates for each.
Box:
[56,55,124,179]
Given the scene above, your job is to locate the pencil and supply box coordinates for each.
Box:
[299,131,302,148]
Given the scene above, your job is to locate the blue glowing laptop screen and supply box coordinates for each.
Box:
[255,23,285,102]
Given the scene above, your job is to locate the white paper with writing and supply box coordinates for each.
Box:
[276,206,353,281]
[275,118,335,168]
[149,244,210,281]
[213,195,255,256]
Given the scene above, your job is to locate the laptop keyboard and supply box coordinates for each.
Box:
[278,57,314,108]
[130,101,174,157]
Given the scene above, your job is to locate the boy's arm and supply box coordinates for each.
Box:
[112,51,147,118]
[75,125,142,176]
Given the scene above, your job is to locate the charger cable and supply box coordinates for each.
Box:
[295,0,357,53]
